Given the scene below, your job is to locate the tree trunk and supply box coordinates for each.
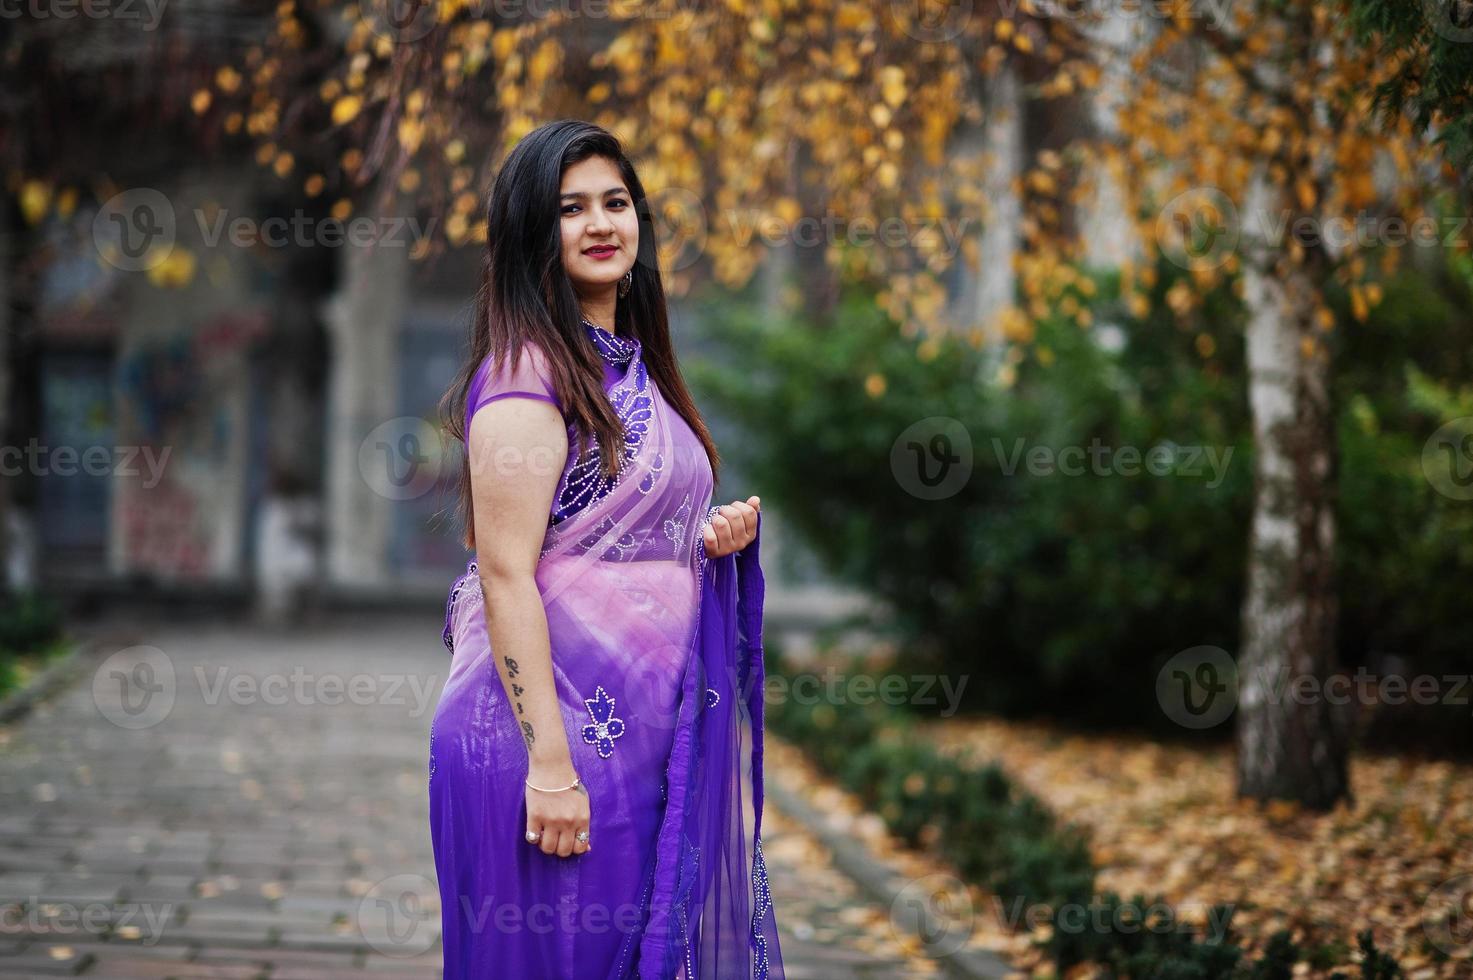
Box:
[1234,174,1352,810]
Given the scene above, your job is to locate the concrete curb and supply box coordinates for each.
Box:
[764,756,1016,980]
[0,636,102,725]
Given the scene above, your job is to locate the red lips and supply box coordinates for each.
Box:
[584,244,617,255]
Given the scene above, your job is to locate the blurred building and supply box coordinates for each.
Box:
[1,15,1133,641]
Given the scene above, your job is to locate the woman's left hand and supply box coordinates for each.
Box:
[702,496,761,558]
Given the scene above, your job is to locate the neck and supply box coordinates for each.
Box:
[579,293,618,334]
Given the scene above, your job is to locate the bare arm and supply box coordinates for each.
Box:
[467,395,588,857]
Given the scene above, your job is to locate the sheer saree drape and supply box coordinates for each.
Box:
[430,320,785,979]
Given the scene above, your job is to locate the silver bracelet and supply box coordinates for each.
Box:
[525,773,582,793]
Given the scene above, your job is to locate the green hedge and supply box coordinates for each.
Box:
[766,654,1406,977]
[694,256,1473,749]
[0,589,65,698]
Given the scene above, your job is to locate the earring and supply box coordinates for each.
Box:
[617,268,632,298]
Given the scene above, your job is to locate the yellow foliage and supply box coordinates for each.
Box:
[399,118,425,154]
[879,65,907,108]
[1295,177,1317,210]
[145,247,195,288]
[331,95,362,126]
[19,180,50,226]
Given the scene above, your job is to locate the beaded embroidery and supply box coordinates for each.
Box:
[441,560,479,653]
[663,491,694,558]
[672,834,701,980]
[704,687,720,708]
[581,685,627,759]
[750,834,773,979]
[548,320,652,530]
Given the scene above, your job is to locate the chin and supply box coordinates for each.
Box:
[580,268,625,286]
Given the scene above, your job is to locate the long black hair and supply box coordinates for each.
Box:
[438,119,721,550]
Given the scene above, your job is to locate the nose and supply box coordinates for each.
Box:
[586,206,614,235]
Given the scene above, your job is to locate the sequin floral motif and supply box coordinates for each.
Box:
[663,491,694,558]
[581,685,627,759]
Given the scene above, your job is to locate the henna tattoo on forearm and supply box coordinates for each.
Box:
[521,720,535,747]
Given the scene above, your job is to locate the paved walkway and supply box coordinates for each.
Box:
[0,615,939,978]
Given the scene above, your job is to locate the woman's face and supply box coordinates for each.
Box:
[559,155,638,298]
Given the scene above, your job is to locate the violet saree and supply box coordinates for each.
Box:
[430,317,786,979]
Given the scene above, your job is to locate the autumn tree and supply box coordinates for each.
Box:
[1348,0,1473,171]
[170,0,1461,807]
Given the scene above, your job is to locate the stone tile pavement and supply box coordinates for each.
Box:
[0,615,941,978]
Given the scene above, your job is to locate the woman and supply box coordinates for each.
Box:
[430,119,786,979]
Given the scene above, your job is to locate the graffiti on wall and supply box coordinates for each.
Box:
[116,311,268,580]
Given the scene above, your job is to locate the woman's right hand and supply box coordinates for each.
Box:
[525,761,592,858]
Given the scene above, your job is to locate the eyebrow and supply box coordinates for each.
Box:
[559,187,628,201]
